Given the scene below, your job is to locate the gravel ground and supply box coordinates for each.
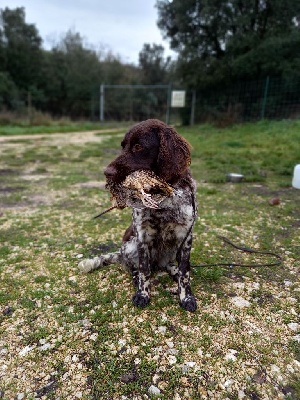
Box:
[0,129,299,399]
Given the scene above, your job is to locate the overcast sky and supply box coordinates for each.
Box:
[3,0,175,64]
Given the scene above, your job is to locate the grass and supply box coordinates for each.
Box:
[0,119,299,399]
[184,119,300,185]
[0,120,129,135]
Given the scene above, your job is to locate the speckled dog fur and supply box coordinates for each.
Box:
[79,119,198,312]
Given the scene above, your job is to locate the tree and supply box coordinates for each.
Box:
[156,0,300,88]
[0,71,19,110]
[136,43,174,121]
[40,30,104,117]
[41,30,137,119]
[0,7,43,92]
[138,43,171,84]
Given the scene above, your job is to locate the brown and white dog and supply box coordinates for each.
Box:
[79,119,198,312]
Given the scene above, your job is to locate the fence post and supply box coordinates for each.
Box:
[100,84,105,122]
[190,90,196,125]
[27,91,32,125]
[166,83,172,125]
[261,76,270,120]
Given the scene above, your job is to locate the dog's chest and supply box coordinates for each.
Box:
[132,190,195,245]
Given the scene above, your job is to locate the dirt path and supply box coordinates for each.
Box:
[0,128,124,146]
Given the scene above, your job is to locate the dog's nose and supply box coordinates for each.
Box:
[104,165,117,179]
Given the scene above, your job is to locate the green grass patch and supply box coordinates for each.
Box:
[0,119,299,399]
[0,121,128,135]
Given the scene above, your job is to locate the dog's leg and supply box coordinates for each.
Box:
[176,233,197,312]
[121,237,139,286]
[124,212,152,308]
[131,242,151,308]
[78,251,121,273]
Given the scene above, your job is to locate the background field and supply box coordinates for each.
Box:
[0,120,299,399]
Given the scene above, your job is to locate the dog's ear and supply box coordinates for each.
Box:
[156,126,191,183]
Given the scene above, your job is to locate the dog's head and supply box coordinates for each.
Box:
[104,119,191,185]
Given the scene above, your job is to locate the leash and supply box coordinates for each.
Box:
[93,179,282,269]
[94,205,117,219]
[192,235,282,269]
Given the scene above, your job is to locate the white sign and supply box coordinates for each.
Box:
[171,90,186,108]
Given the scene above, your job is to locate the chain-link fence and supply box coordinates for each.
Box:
[1,76,299,125]
[192,76,300,125]
[100,85,171,123]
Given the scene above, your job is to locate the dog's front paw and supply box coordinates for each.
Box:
[180,295,197,312]
[132,291,150,308]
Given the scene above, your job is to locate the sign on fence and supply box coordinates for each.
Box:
[171,91,186,108]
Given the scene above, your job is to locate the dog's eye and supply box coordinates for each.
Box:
[132,143,143,152]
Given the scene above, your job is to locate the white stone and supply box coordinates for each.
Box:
[230,296,251,308]
[148,385,161,395]
[185,361,196,368]
[288,297,297,303]
[36,300,42,308]
[293,360,300,368]
[270,364,280,374]
[166,341,174,348]
[224,379,233,387]
[80,319,91,328]
[39,343,51,351]
[292,334,300,343]
[288,323,300,332]
[161,313,168,321]
[225,350,238,362]
[157,326,167,334]
[19,346,32,356]
[111,300,118,308]
[167,355,177,365]
[225,353,237,362]
[197,348,203,356]
[90,333,98,341]
[287,364,295,373]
